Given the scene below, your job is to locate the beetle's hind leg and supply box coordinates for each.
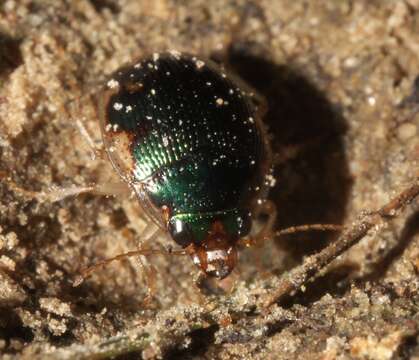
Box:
[0,171,131,203]
[1,99,127,202]
[0,97,125,202]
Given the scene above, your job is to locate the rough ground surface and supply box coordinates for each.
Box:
[0,0,418,359]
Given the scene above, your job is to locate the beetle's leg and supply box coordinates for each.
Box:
[137,257,158,306]
[135,226,162,304]
[0,172,131,203]
[1,92,121,203]
[74,119,107,161]
[273,137,326,167]
[273,143,305,167]
[240,200,278,248]
[61,77,107,161]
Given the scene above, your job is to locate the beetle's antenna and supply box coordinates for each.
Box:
[275,224,343,237]
[73,248,187,287]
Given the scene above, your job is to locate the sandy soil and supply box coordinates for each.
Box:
[0,0,418,359]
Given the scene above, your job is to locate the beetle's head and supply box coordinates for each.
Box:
[168,210,251,279]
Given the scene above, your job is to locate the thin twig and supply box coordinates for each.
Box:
[263,179,419,308]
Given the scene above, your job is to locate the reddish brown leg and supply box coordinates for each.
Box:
[135,228,162,304]
[241,200,277,248]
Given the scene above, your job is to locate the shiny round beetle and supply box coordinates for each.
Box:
[98,51,273,279]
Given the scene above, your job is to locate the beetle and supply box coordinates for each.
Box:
[96,51,275,280]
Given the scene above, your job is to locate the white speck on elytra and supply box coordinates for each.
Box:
[169,50,182,59]
[162,136,169,147]
[265,174,277,187]
[113,102,123,111]
[196,60,205,69]
[107,79,119,89]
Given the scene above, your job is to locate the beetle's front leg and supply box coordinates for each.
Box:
[240,199,278,248]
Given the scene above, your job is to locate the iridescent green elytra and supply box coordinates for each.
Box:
[100,52,271,278]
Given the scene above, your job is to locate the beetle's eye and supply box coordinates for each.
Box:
[168,218,193,247]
